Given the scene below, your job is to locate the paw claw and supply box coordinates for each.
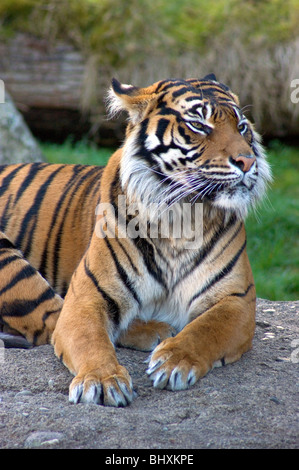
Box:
[146,340,202,391]
[69,383,83,404]
[81,384,103,404]
[106,385,127,407]
[187,369,197,387]
[168,369,182,390]
[69,367,134,407]
[146,358,166,376]
[153,370,168,389]
[116,378,134,405]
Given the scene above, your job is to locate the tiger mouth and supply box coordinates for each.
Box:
[182,179,256,206]
[238,180,254,190]
[187,177,255,197]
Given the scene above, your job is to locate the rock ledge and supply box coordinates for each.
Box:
[0,299,298,449]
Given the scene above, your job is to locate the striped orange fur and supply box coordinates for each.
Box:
[0,75,271,406]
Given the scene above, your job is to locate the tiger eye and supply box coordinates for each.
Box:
[191,122,204,129]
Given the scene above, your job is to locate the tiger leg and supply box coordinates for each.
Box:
[52,255,135,407]
[0,232,63,346]
[146,292,256,390]
[117,319,176,352]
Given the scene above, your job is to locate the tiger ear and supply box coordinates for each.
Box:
[202,73,217,81]
[107,78,158,124]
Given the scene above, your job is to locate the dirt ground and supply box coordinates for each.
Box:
[0,298,298,450]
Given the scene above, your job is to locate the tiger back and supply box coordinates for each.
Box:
[0,163,103,343]
[0,74,271,406]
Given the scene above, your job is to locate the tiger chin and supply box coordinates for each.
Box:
[0,74,271,407]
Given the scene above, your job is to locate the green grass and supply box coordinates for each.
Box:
[40,139,299,301]
[41,139,112,166]
[245,141,299,301]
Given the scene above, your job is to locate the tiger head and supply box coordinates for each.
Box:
[107,75,272,219]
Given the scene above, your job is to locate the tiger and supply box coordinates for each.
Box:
[0,74,272,407]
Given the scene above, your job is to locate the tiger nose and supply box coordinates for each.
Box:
[232,154,256,173]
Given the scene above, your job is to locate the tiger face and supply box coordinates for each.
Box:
[108,75,271,219]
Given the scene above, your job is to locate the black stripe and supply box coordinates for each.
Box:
[136,119,161,168]
[15,166,65,257]
[48,168,93,288]
[38,165,90,280]
[42,307,61,324]
[1,287,56,317]
[0,264,36,296]
[114,238,139,275]
[38,167,78,279]
[32,329,44,346]
[185,95,203,102]
[211,222,243,261]
[0,237,15,251]
[230,283,254,297]
[172,86,195,98]
[188,240,247,308]
[90,169,104,202]
[0,164,27,198]
[217,100,238,111]
[133,236,167,289]
[199,83,232,97]
[33,307,62,345]
[157,80,185,92]
[177,125,192,145]
[0,254,20,270]
[60,281,68,299]
[173,215,237,289]
[156,107,182,119]
[156,118,170,143]
[14,163,46,203]
[201,170,235,177]
[109,166,121,219]
[104,237,141,305]
[164,161,173,171]
[84,258,120,325]
[184,146,206,163]
[0,195,12,232]
[51,166,100,288]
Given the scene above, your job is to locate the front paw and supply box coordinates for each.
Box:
[146,337,210,390]
[117,319,176,352]
[69,365,135,407]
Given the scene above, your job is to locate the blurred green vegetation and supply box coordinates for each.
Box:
[40,139,299,301]
[1,0,298,61]
[245,141,299,301]
[42,138,112,166]
[1,0,298,135]
[162,0,299,48]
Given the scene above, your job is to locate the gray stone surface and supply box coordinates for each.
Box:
[0,91,44,164]
[0,298,298,449]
